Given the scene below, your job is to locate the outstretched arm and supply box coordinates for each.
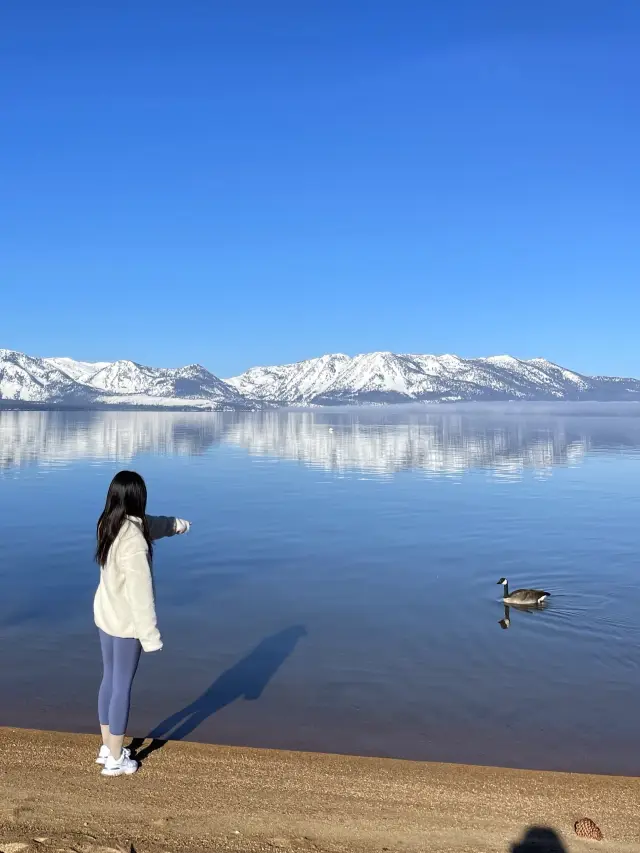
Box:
[146,515,190,540]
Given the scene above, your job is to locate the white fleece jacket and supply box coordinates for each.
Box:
[93,515,189,652]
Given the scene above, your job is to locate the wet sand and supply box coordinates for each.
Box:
[0,727,638,853]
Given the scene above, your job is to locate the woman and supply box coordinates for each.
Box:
[94,470,190,777]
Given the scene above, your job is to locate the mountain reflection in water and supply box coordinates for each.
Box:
[3,407,640,476]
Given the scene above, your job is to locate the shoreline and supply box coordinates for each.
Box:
[1,727,638,853]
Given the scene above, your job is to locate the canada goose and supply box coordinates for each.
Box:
[497,578,550,607]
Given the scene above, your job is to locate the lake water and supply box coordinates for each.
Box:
[1,407,639,775]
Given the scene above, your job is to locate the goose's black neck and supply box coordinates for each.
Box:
[503,581,509,598]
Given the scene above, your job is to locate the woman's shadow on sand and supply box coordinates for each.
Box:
[129,625,307,763]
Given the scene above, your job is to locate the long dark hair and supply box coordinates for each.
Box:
[96,470,153,566]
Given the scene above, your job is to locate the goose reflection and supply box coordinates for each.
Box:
[499,600,549,629]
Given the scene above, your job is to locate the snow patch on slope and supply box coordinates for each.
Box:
[45,357,111,384]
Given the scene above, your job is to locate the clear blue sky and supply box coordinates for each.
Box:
[2,0,639,378]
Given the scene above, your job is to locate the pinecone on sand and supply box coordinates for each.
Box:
[575,817,603,840]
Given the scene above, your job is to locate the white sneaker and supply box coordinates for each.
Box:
[96,745,130,766]
[101,750,138,777]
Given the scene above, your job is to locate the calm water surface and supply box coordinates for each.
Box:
[1,407,639,775]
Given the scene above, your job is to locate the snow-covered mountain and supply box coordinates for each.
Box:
[0,349,96,404]
[49,358,249,406]
[2,348,640,409]
[226,352,640,405]
[0,350,257,410]
[228,353,352,403]
[45,357,112,384]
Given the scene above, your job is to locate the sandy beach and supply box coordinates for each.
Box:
[0,728,638,853]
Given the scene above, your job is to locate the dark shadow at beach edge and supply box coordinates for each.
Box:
[511,826,567,852]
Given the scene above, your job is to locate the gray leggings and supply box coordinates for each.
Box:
[98,629,142,736]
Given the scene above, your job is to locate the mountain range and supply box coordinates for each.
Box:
[1,347,640,409]
[0,349,251,410]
